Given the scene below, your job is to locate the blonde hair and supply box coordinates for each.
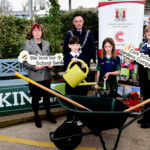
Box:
[101,37,116,59]
[144,25,150,39]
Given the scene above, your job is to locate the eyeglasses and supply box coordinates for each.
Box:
[33,29,42,33]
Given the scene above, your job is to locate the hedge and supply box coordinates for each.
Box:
[0,15,31,58]
[0,11,98,59]
[35,10,98,42]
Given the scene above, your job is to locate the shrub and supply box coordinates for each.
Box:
[0,15,31,58]
[35,10,98,43]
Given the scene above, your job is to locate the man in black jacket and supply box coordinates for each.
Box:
[63,14,95,66]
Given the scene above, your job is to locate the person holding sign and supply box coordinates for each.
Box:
[23,24,56,128]
[96,38,121,97]
[138,25,150,128]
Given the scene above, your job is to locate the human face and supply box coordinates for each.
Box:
[73,16,84,30]
[104,42,113,55]
[32,27,42,40]
[146,30,150,41]
[68,44,80,53]
[124,58,129,64]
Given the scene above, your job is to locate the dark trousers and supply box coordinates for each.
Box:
[65,82,88,96]
[32,95,51,116]
[139,65,150,122]
[65,82,88,121]
[29,80,51,117]
[141,81,150,122]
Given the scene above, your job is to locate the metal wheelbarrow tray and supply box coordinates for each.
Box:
[50,95,150,150]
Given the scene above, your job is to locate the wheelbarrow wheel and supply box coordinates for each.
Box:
[53,122,82,150]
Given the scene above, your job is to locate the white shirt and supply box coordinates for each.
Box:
[70,52,80,57]
[77,29,82,34]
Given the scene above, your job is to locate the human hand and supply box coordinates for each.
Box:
[95,84,98,89]
[35,65,45,70]
[104,72,110,80]
[48,65,53,68]
[81,63,85,68]
[72,58,78,62]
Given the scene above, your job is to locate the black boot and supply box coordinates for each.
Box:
[46,114,57,123]
[137,118,144,124]
[141,121,150,128]
[35,115,42,128]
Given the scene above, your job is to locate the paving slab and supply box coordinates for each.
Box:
[0,107,67,128]
[0,115,150,150]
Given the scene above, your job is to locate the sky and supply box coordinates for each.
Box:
[7,0,99,11]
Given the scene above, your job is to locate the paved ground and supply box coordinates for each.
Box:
[0,114,150,150]
[0,62,149,150]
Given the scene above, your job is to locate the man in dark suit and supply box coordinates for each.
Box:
[63,14,95,66]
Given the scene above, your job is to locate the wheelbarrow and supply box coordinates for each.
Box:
[50,94,150,150]
[15,73,150,150]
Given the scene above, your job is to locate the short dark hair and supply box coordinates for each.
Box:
[69,36,80,44]
[73,14,83,20]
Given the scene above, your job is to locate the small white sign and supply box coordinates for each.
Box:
[120,45,150,68]
[18,50,64,66]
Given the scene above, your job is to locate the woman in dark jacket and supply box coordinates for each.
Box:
[138,25,150,128]
[23,24,56,128]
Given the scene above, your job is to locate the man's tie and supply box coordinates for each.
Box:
[78,31,82,34]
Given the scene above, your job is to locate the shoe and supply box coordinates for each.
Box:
[141,122,150,128]
[46,114,57,124]
[35,116,42,128]
[137,118,144,124]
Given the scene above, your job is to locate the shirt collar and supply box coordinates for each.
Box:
[77,29,82,32]
[70,52,80,57]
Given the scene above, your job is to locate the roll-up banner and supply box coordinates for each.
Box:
[98,0,145,56]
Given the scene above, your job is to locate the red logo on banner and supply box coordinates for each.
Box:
[114,8,126,21]
[115,31,124,43]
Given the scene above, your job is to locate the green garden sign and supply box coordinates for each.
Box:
[0,82,65,115]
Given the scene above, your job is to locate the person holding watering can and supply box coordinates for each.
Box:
[23,24,56,128]
[138,25,150,128]
[64,36,87,122]
[64,36,87,95]
[96,38,121,98]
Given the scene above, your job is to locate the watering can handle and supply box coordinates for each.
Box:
[66,59,89,76]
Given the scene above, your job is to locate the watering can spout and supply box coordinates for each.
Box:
[78,80,97,86]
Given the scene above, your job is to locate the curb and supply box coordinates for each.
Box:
[0,107,67,128]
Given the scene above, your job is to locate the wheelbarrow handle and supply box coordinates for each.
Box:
[15,72,92,112]
[124,98,150,112]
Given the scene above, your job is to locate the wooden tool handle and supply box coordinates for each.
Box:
[15,72,36,85]
[15,72,92,111]
[124,99,150,112]
[36,83,91,110]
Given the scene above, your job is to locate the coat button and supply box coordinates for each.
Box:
[36,51,38,53]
